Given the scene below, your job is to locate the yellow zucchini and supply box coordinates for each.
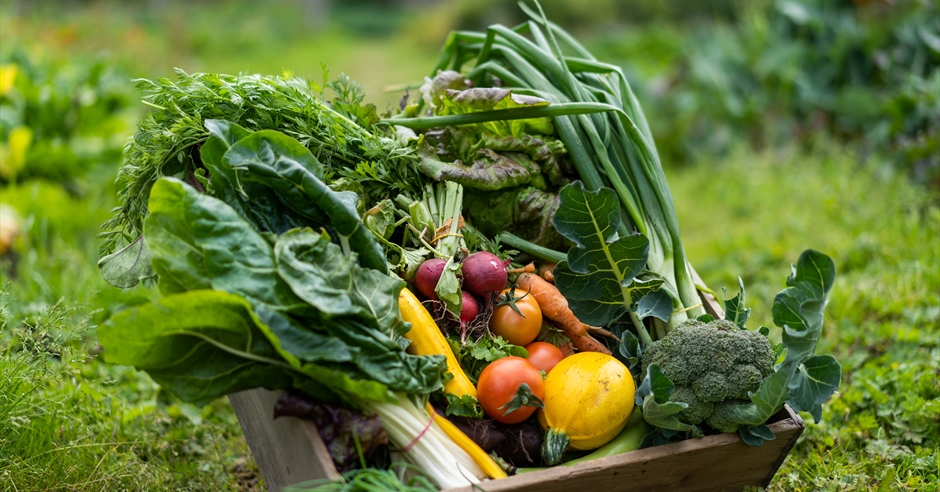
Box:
[398,288,477,399]
[537,352,636,465]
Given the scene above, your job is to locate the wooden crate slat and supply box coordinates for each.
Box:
[443,406,803,492]
[229,388,340,491]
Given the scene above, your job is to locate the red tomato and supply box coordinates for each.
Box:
[524,341,565,373]
[489,287,542,346]
[476,356,545,424]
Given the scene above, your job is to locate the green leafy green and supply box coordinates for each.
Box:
[115,175,446,408]
[98,289,296,406]
[100,71,426,258]
[449,335,528,384]
[222,129,388,273]
[729,250,841,432]
[635,364,697,434]
[722,277,751,329]
[201,119,314,234]
[145,177,308,313]
[97,234,156,288]
[551,181,667,338]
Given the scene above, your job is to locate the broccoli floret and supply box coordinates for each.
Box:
[672,386,713,425]
[641,319,775,433]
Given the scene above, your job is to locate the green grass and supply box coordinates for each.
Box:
[1,1,938,490]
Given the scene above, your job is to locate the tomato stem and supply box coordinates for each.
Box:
[497,382,544,416]
[496,285,532,318]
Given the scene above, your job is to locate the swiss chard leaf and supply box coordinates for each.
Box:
[221,129,387,273]
[145,177,309,313]
[552,181,665,326]
[98,289,299,406]
[201,119,312,235]
[97,234,157,288]
[729,250,840,428]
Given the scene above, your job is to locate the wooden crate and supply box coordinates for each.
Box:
[229,269,805,491]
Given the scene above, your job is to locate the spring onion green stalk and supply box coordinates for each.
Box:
[394,2,705,342]
[356,394,485,490]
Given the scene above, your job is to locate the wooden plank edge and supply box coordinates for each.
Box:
[229,388,341,491]
[443,403,805,492]
[760,404,805,488]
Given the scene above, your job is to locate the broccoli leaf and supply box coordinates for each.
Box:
[634,288,673,323]
[612,328,641,377]
[636,364,693,432]
[552,181,668,326]
[729,250,840,429]
[738,424,775,447]
[789,354,842,423]
[722,277,750,329]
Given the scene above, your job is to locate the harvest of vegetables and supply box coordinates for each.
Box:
[95,2,842,490]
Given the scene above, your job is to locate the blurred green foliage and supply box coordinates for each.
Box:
[591,0,939,187]
[0,51,134,193]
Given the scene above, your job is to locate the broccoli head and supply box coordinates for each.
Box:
[641,319,775,432]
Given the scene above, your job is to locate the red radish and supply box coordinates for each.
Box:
[415,258,447,300]
[457,290,480,344]
[459,290,479,323]
[461,251,508,297]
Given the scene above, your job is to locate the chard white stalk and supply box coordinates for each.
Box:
[358,393,485,489]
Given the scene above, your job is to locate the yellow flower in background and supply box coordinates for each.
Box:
[0,126,33,181]
[0,64,18,97]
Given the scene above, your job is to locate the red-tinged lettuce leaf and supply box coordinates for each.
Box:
[438,87,554,137]
[274,391,388,473]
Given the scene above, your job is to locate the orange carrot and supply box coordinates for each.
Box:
[516,273,610,355]
[537,262,556,284]
[570,333,611,355]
